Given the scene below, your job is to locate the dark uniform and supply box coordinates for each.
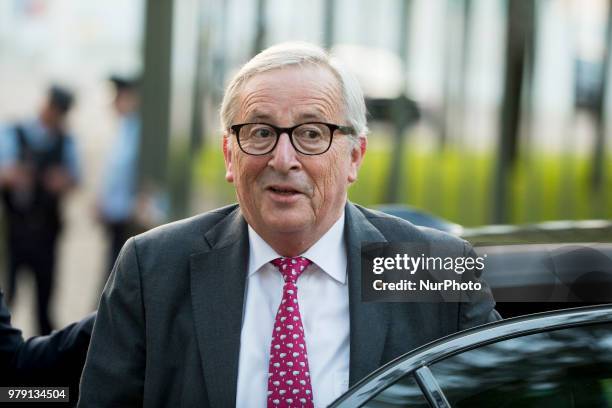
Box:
[2,124,68,334]
[1,87,79,335]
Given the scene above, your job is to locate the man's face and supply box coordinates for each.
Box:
[40,102,65,131]
[113,89,139,115]
[223,65,365,246]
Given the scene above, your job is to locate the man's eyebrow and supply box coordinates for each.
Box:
[243,110,329,123]
[244,111,273,122]
[297,112,326,121]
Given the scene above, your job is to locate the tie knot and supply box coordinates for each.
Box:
[271,256,312,283]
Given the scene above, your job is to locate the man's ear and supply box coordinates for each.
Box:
[348,136,367,183]
[223,134,234,183]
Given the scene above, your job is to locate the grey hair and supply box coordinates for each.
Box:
[219,42,368,140]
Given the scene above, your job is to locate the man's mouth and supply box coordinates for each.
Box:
[268,186,301,195]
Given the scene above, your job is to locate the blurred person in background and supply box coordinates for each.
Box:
[0,85,80,335]
[96,76,141,281]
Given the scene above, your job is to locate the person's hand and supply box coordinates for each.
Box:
[43,166,74,194]
[0,165,33,190]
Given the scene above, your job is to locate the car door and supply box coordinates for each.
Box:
[428,322,612,407]
[331,306,612,408]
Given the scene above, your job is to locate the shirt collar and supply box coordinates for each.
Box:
[247,211,347,284]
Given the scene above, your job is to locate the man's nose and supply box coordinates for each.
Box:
[268,132,301,173]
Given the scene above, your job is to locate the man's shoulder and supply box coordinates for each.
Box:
[350,203,469,252]
[132,204,239,254]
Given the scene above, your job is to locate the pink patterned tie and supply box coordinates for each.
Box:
[267,256,314,408]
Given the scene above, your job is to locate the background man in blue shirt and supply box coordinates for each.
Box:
[96,76,141,280]
[0,85,80,335]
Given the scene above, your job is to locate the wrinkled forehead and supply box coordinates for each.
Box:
[236,64,344,123]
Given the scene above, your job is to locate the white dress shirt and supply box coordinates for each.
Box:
[236,213,350,408]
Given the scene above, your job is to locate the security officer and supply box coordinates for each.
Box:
[0,86,80,335]
[97,76,141,276]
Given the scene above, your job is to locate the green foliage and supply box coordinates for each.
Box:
[194,141,236,205]
[193,141,611,227]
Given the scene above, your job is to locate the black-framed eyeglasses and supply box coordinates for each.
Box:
[228,122,354,156]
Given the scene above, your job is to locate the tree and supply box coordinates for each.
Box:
[492,0,535,224]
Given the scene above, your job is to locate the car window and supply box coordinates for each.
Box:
[430,323,612,407]
[362,374,429,408]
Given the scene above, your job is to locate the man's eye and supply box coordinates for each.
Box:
[301,129,322,139]
[252,128,274,138]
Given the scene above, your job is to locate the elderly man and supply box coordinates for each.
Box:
[79,42,499,407]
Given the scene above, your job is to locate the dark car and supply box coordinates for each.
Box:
[474,242,612,318]
[376,205,612,245]
[331,304,612,407]
[377,205,612,317]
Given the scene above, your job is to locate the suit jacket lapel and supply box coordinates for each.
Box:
[190,207,248,408]
[345,202,390,386]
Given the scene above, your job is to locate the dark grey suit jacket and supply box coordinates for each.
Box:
[78,203,499,407]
